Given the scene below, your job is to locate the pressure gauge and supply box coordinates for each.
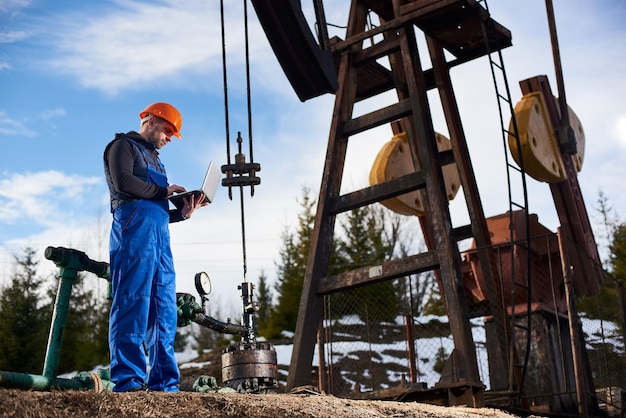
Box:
[194,272,212,296]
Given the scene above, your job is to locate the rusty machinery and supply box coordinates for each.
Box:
[176,272,279,393]
[0,1,613,415]
[248,0,608,416]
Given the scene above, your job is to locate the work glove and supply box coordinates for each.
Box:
[176,292,202,327]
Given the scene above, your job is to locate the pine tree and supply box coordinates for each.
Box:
[384,214,442,318]
[578,192,624,324]
[578,222,626,325]
[332,205,401,322]
[267,189,425,336]
[255,270,273,337]
[594,189,620,269]
[578,221,626,388]
[0,247,51,373]
[264,188,316,338]
[609,223,626,283]
[175,327,191,353]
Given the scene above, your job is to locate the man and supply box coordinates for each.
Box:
[103,102,207,392]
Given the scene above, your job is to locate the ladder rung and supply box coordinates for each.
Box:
[512,282,529,290]
[507,164,522,174]
[503,128,516,137]
[497,93,511,104]
[512,324,530,332]
[330,171,426,215]
[491,60,504,71]
[317,251,439,295]
[453,224,473,241]
[342,99,412,136]
[354,37,401,65]
[510,201,525,210]
[512,240,529,250]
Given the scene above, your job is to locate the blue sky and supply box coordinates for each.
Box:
[1,0,625,310]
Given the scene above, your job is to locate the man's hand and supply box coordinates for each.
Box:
[181,192,209,219]
[167,184,186,196]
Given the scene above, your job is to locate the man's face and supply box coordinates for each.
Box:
[147,117,176,149]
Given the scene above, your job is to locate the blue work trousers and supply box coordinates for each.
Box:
[109,200,180,392]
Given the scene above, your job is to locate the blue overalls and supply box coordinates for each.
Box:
[108,139,180,392]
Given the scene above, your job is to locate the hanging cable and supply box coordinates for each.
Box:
[243,0,255,171]
[219,0,262,284]
[237,133,249,282]
[220,0,233,200]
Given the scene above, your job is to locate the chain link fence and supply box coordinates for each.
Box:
[317,216,625,416]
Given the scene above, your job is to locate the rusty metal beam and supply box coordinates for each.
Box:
[329,171,426,215]
[395,21,481,391]
[286,0,369,391]
[426,35,511,390]
[317,252,439,295]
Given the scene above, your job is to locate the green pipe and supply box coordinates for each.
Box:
[0,247,113,392]
[42,267,77,378]
[41,247,110,380]
[0,369,114,391]
[0,370,83,390]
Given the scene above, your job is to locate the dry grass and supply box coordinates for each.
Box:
[0,389,522,418]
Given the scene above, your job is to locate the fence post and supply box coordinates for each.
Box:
[404,314,417,383]
[317,320,327,393]
[557,228,588,418]
[619,281,626,351]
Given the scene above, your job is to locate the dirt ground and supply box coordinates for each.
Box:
[0,388,523,418]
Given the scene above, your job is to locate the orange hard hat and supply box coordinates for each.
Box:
[139,102,183,138]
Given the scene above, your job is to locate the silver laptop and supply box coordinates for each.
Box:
[169,161,221,210]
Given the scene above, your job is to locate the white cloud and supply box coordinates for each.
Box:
[0,109,36,137]
[40,107,66,120]
[0,0,30,16]
[0,214,112,296]
[0,170,101,227]
[6,0,291,98]
[0,29,28,43]
[33,0,247,95]
[0,170,108,293]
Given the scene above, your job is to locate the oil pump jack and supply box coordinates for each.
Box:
[0,2,613,416]
[250,0,607,416]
